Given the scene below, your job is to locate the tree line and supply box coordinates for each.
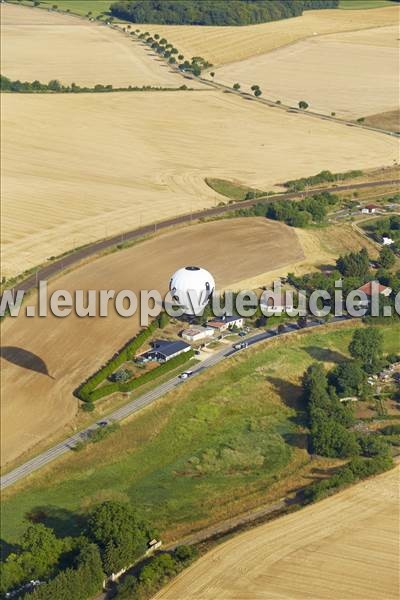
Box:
[0,74,190,94]
[110,1,339,26]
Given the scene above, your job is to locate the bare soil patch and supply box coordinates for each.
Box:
[155,465,400,600]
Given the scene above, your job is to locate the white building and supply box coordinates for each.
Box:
[182,326,214,343]
[169,266,215,316]
[208,315,244,331]
[382,237,394,246]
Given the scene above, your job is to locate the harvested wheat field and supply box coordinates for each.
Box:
[156,465,400,600]
[2,91,398,278]
[0,217,305,467]
[144,6,399,67]
[364,109,400,133]
[215,25,399,119]
[0,2,190,87]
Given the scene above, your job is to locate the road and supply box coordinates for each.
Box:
[6,179,399,297]
[0,315,350,490]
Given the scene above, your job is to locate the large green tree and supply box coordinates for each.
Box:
[87,501,150,575]
[349,327,384,373]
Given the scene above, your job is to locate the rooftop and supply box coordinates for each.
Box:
[150,339,191,356]
[357,281,392,296]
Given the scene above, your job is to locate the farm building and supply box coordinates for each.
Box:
[357,281,392,297]
[208,315,244,331]
[355,281,392,308]
[146,339,192,362]
[182,326,214,343]
[361,204,380,214]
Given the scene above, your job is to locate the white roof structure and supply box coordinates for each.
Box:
[169,266,215,315]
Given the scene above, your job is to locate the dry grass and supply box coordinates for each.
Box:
[0,218,303,467]
[214,26,399,119]
[155,465,400,600]
[2,91,398,278]
[363,109,400,133]
[0,3,190,87]
[143,6,399,67]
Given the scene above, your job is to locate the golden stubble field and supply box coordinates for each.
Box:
[144,6,399,66]
[155,465,400,600]
[2,90,398,278]
[214,25,399,119]
[0,218,304,467]
[0,3,191,88]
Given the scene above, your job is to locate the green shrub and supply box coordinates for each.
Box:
[380,424,400,436]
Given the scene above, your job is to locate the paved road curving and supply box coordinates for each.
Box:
[0,315,350,490]
[7,179,399,297]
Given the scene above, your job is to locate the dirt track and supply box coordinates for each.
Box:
[155,465,400,600]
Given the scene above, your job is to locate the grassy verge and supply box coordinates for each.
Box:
[339,0,395,8]
[2,322,399,545]
[205,178,270,202]
[7,0,114,18]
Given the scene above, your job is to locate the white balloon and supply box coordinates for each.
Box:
[169,266,215,315]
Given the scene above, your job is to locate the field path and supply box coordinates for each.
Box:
[155,465,400,600]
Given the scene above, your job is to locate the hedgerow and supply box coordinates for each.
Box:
[76,317,166,402]
[88,350,194,402]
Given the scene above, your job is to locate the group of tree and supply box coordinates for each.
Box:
[0,502,147,597]
[336,247,370,278]
[363,214,400,255]
[302,327,390,460]
[1,500,198,600]
[284,169,363,192]
[266,191,337,227]
[135,32,211,74]
[110,1,339,26]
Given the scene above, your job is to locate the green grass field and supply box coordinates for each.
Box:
[1,323,399,544]
[339,0,396,9]
[12,0,114,17]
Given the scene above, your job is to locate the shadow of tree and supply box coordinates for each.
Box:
[266,376,303,411]
[0,346,54,378]
[25,506,85,538]
[282,431,309,450]
[0,539,21,560]
[304,345,345,364]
